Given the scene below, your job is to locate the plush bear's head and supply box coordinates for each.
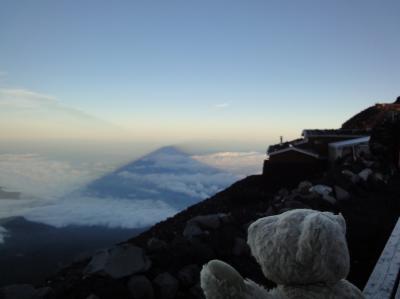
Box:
[247,209,349,286]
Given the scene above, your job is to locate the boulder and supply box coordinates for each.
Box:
[334,185,351,201]
[297,192,321,201]
[147,237,167,252]
[85,244,151,279]
[189,283,205,299]
[86,295,99,299]
[362,159,374,168]
[358,168,373,181]
[372,172,385,183]
[127,275,154,299]
[297,181,312,194]
[188,214,228,230]
[277,188,289,197]
[188,239,215,262]
[0,284,36,299]
[283,200,311,210]
[322,194,337,205]
[183,223,204,239]
[177,264,200,288]
[342,170,360,184]
[309,185,332,196]
[153,273,179,299]
[183,214,228,238]
[33,287,54,299]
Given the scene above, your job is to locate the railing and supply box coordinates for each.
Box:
[363,218,400,299]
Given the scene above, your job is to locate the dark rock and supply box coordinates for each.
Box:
[322,194,337,205]
[232,237,250,256]
[358,168,373,181]
[372,172,385,183]
[153,272,179,299]
[297,181,312,194]
[309,184,332,196]
[85,244,151,279]
[188,239,215,263]
[147,237,168,252]
[183,223,204,239]
[85,295,99,299]
[342,170,360,184]
[188,214,227,230]
[362,159,374,168]
[297,192,321,201]
[177,264,200,288]
[283,200,311,210]
[183,214,228,239]
[189,283,205,299]
[334,185,350,201]
[33,287,54,299]
[127,275,154,299]
[264,205,278,216]
[277,188,289,197]
[0,284,35,299]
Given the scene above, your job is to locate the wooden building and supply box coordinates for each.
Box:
[263,129,370,175]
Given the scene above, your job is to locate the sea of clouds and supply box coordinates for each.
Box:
[0,150,264,238]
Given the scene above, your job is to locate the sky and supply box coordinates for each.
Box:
[1,0,400,151]
[0,0,399,237]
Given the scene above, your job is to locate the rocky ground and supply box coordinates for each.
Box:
[2,148,399,299]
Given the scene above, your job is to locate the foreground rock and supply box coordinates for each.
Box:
[153,273,179,299]
[85,244,151,279]
[183,214,229,239]
[127,275,154,299]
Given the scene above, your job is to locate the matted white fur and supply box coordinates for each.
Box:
[201,209,364,299]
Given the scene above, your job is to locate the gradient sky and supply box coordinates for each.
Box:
[0,0,399,150]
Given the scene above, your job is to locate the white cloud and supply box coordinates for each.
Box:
[0,150,258,230]
[23,196,177,229]
[0,87,130,140]
[0,153,177,229]
[0,151,237,229]
[214,102,230,109]
[192,151,265,175]
[118,171,238,199]
[0,195,178,229]
[0,88,57,109]
[0,154,112,198]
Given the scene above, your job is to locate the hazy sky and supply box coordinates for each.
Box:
[1,0,399,149]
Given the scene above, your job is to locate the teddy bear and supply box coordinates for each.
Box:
[200,209,364,299]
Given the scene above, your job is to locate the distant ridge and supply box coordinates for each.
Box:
[342,96,400,130]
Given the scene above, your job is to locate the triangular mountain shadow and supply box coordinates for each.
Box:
[80,146,238,210]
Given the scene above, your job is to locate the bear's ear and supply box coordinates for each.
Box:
[295,212,350,283]
[320,211,347,235]
[247,216,279,264]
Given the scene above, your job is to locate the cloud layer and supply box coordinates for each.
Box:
[84,147,240,210]
[0,149,263,232]
[192,151,265,175]
[23,196,177,228]
[0,154,111,198]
